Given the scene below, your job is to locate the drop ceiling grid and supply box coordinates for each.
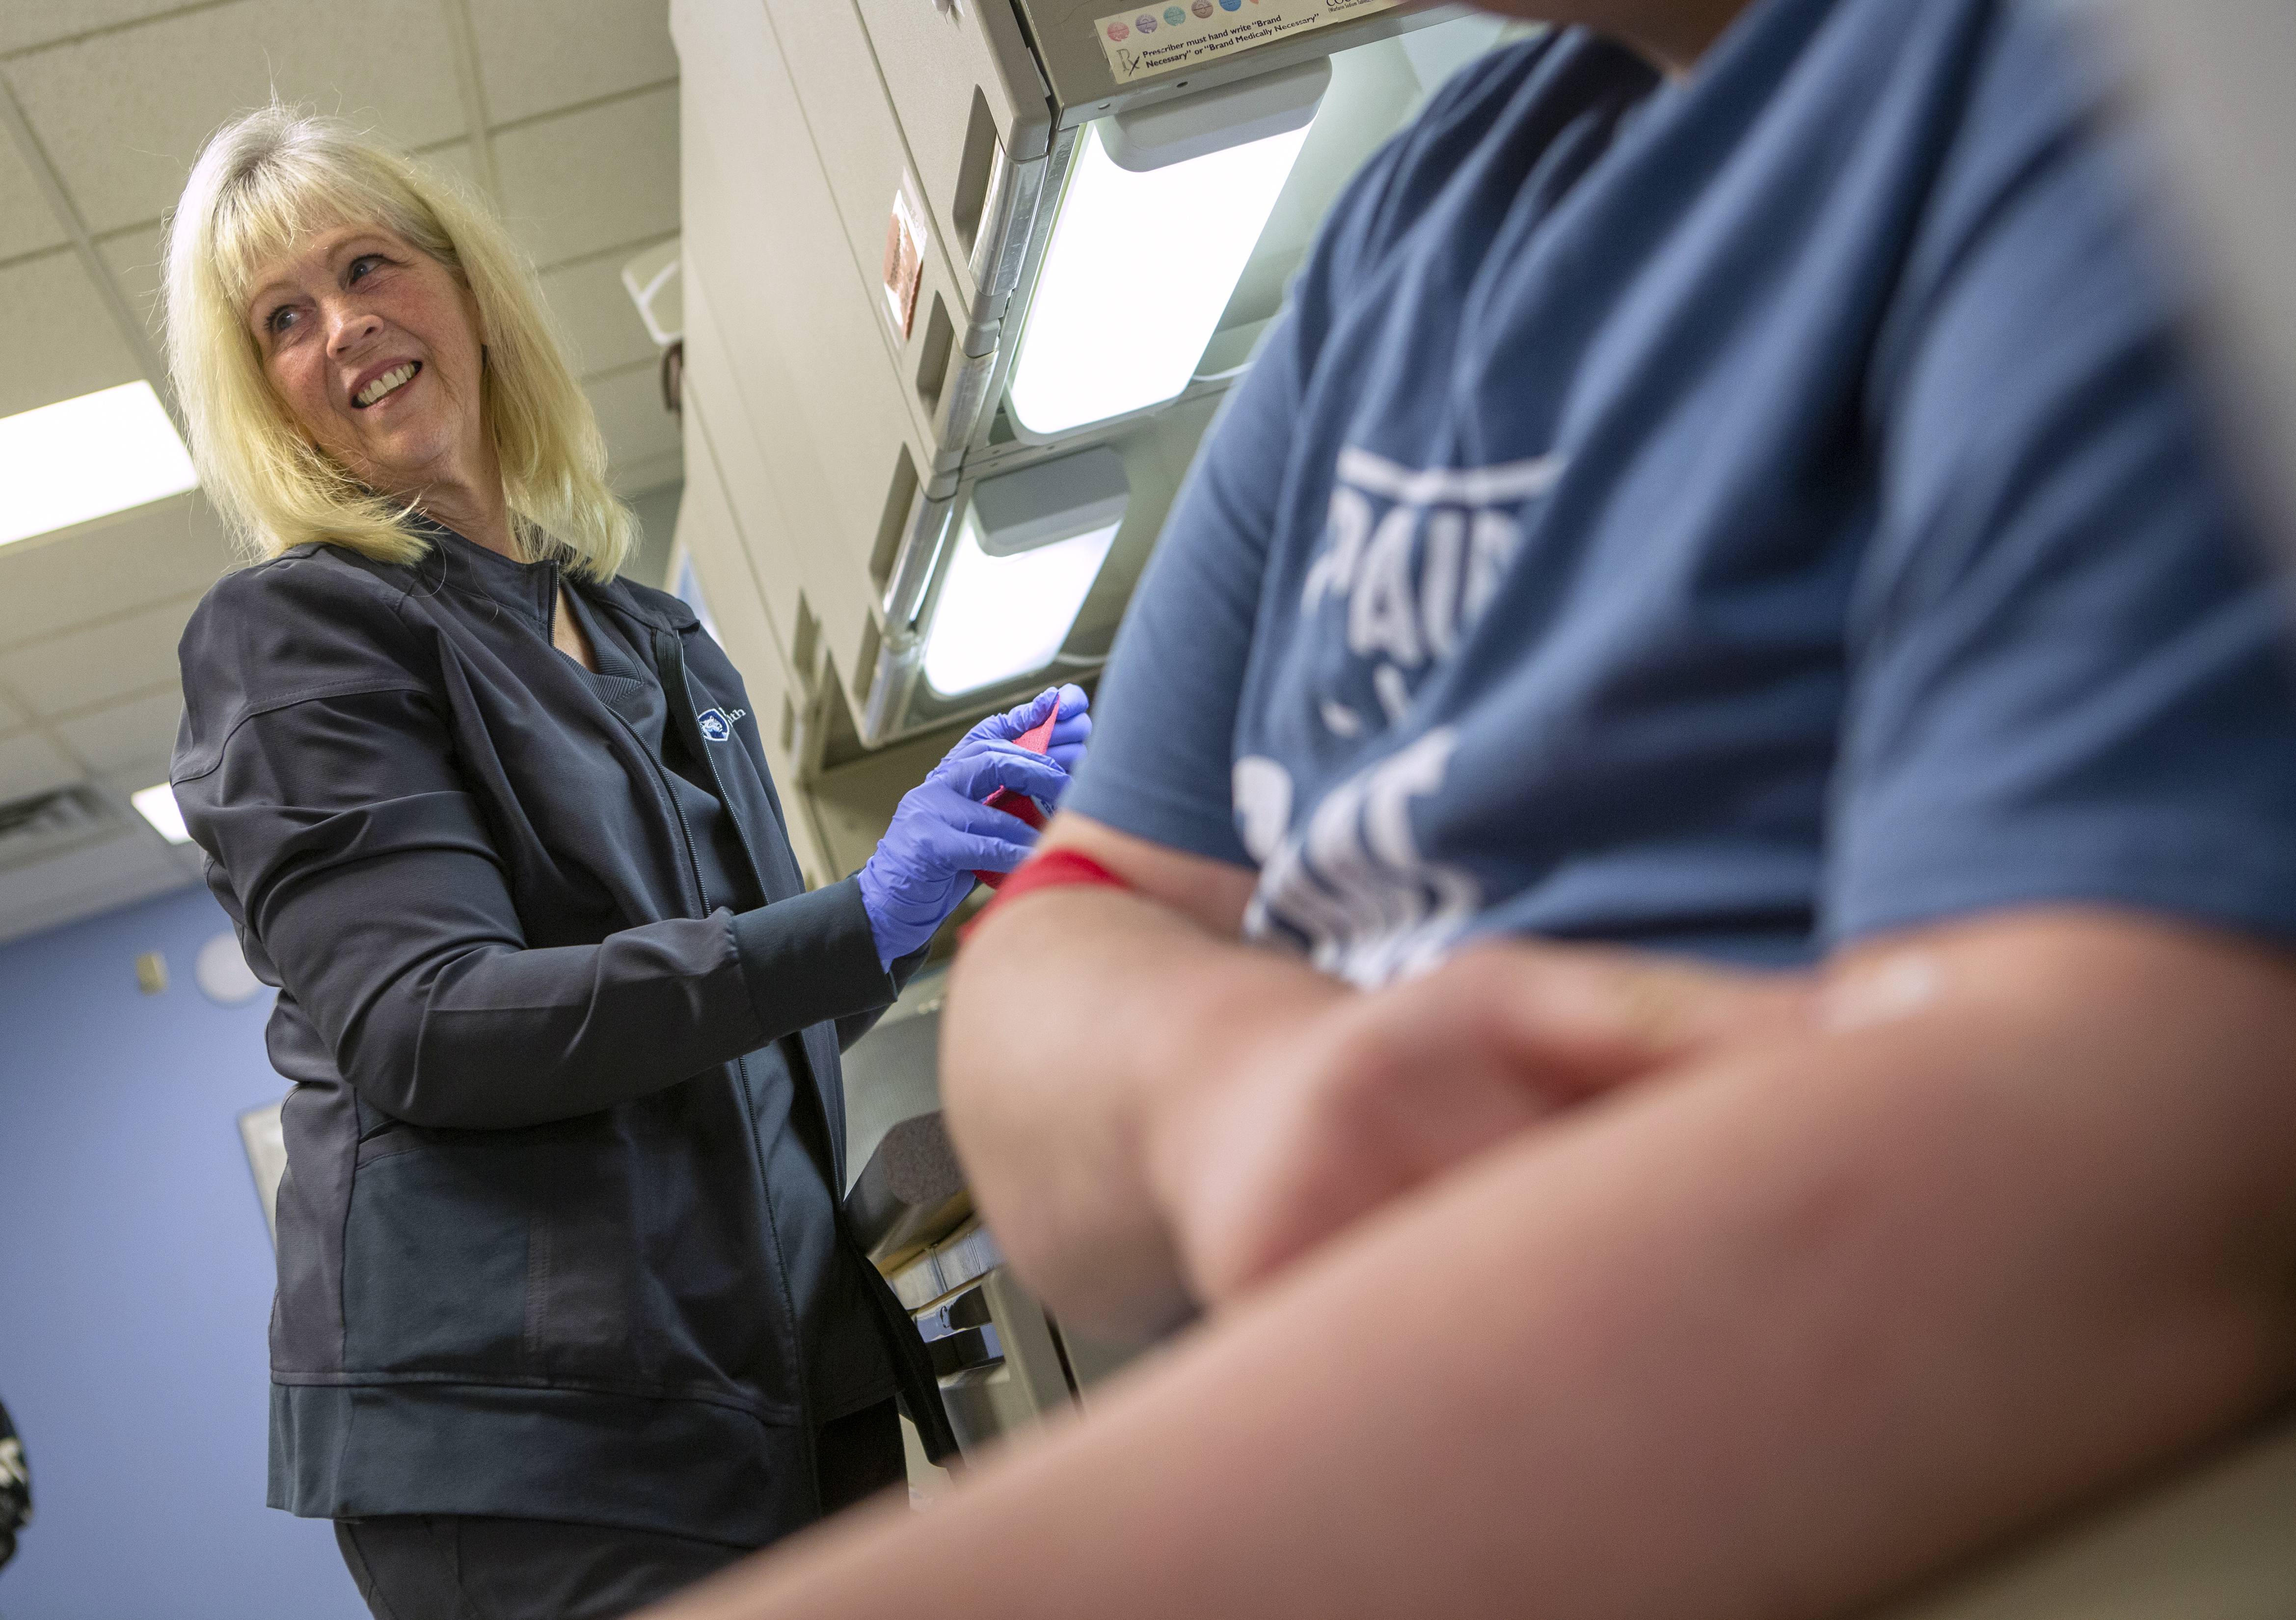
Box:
[0,829,201,950]
[0,495,232,802]
[0,0,680,440]
[0,249,147,420]
[0,130,68,259]
[1,0,470,238]
[0,0,686,943]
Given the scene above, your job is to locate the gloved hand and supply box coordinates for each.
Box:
[856,740,1073,970]
[945,684,1093,778]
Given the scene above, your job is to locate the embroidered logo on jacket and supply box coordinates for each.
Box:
[696,707,748,742]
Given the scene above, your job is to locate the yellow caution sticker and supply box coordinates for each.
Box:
[1092,0,1403,86]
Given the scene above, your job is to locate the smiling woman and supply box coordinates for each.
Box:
[156,105,1094,1620]
[162,104,631,578]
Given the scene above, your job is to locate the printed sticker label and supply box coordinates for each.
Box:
[1092,0,1403,86]
[881,187,926,339]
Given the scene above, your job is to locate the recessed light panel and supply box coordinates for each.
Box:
[132,783,193,845]
[1007,119,1313,438]
[922,512,1119,698]
[0,382,197,548]
[922,448,1130,698]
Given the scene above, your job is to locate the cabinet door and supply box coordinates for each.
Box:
[855,0,1052,315]
[674,0,930,729]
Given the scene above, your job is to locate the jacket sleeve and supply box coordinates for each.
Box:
[174,556,899,1129]
[832,943,933,1053]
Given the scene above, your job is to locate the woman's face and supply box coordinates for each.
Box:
[245,222,490,502]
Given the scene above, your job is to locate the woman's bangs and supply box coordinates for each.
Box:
[211,159,407,313]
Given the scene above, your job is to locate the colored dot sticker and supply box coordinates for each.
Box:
[1136,12,1156,30]
[1164,5,1185,23]
[1193,0,1214,15]
[1107,20,1129,37]
[1221,0,1243,8]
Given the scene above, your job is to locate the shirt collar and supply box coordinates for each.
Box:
[406,512,698,641]
[411,514,557,631]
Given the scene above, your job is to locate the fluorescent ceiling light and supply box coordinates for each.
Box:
[133,783,192,845]
[924,450,1127,698]
[0,381,196,548]
[922,509,1119,699]
[1007,117,1312,437]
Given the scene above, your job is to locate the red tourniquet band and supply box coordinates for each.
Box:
[972,706,1060,890]
[967,849,1131,938]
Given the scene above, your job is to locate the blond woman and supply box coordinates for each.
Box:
[163,106,1086,1618]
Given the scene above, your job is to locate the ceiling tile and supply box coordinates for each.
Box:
[0,727,81,801]
[59,685,185,777]
[0,126,70,261]
[470,0,677,129]
[542,248,666,379]
[93,221,166,343]
[494,84,678,269]
[0,597,195,720]
[0,248,145,418]
[94,746,184,800]
[0,0,198,58]
[0,829,198,949]
[5,0,465,239]
[609,446,684,499]
[417,139,479,192]
[0,494,234,649]
[586,364,680,488]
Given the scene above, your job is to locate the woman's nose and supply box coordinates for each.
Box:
[327,306,382,355]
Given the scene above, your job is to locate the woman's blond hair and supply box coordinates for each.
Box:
[163,104,635,578]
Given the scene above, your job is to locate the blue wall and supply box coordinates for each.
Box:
[0,885,362,1620]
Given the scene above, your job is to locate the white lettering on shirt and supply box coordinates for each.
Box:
[1234,729,1479,987]
[1299,446,1562,734]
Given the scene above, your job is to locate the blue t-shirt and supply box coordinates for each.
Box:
[1066,0,2296,983]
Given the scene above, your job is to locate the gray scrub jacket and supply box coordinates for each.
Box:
[173,528,949,1546]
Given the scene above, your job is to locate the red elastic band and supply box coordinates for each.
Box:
[968,849,1130,939]
[973,704,1061,890]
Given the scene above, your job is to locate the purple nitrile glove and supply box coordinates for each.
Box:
[945,684,1093,779]
[856,742,1072,970]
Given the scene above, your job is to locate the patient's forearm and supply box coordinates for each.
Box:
[943,876,1341,1337]
[655,911,2296,1620]
[943,814,1800,1338]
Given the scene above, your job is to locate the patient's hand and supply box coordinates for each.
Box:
[1144,942,1812,1306]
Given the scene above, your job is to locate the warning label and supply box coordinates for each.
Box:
[1092,0,1404,86]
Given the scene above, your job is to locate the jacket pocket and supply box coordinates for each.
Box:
[341,1119,645,1384]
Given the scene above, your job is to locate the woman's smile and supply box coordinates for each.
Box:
[351,358,421,409]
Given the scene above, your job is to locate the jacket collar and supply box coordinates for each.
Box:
[407,515,696,639]
[412,515,557,632]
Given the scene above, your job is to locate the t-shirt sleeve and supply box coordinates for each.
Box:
[1061,83,1487,867]
[1826,11,2296,948]
[1059,340,1294,867]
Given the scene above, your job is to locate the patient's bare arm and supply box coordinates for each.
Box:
[649,907,2296,1620]
[939,811,1805,1336]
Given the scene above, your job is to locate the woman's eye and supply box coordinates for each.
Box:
[348,254,384,282]
[266,305,299,336]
